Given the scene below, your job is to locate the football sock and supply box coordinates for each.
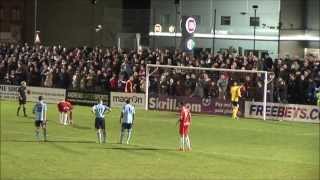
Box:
[126,129,132,144]
[102,130,106,143]
[43,128,47,141]
[232,107,237,119]
[69,112,73,124]
[120,130,124,144]
[59,113,63,124]
[181,135,185,150]
[63,113,68,125]
[35,130,40,140]
[17,106,21,116]
[97,131,101,144]
[185,136,191,149]
[23,106,26,116]
[235,107,239,119]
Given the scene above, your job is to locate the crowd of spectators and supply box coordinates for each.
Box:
[0,43,319,105]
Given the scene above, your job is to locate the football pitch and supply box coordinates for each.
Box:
[1,100,319,180]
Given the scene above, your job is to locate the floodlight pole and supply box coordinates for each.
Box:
[34,0,37,41]
[212,9,216,55]
[175,3,178,48]
[277,0,281,58]
[253,9,256,51]
[252,5,258,53]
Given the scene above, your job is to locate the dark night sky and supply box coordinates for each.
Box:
[123,0,150,9]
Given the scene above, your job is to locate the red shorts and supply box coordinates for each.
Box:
[179,125,189,136]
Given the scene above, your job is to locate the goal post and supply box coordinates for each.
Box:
[145,64,272,121]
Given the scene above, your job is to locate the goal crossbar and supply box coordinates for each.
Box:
[147,64,268,74]
[145,64,269,121]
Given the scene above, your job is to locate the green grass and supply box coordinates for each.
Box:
[1,100,319,180]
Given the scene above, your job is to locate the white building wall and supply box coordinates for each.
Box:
[150,0,280,56]
[150,0,318,58]
[151,0,280,35]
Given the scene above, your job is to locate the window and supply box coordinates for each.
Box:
[0,7,5,20]
[11,8,21,21]
[160,14,170,26]
[221,16,231,25]
[250,17,260,26]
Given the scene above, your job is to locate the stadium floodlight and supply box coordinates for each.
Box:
[34,30,41,44]
[95,25,102,32]
[252,5,258,52]
[91,0,97,5]
[145,64,273,121]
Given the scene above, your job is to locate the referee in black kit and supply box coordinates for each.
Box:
[17,81,28,117]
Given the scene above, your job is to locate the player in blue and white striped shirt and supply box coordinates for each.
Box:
[92,99,111,144]
[119,99,135,144]
[32,96,48,141]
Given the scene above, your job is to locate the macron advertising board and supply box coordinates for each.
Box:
[110,92,145,108]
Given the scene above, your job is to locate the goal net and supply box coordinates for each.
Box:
[145,64,275,121]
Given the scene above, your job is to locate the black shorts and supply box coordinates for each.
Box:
[121,123,132,130]
[95,118,105,129]
[19,98,26,105]
[35,120,45,128]
[232,101,239,107]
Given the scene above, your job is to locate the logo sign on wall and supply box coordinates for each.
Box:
[154,24,162,32]
[169,25,175,33]
[185,17,196,34]
[186,39,195,50]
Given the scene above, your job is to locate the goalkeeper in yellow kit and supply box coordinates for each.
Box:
[230,81,242,120]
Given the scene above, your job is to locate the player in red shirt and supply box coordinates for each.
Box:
[57,99,73,125]
[177,102,192,152]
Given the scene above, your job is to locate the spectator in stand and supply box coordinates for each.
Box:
[43,67,53,87]
[72,71,80,89]
[192,80,204,98]
[217,74,228,100]
[109,73,118,91]
[159,73,169,95]
[117,74,126,92]
[208,81,219,98]
[125,76,133,93]
[27,66,40,86]
[175,80,185,97]
[274,77,287,103]
[0,43,319,105]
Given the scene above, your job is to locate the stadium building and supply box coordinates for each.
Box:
[0,0,319,58]
[149,0,319,58]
